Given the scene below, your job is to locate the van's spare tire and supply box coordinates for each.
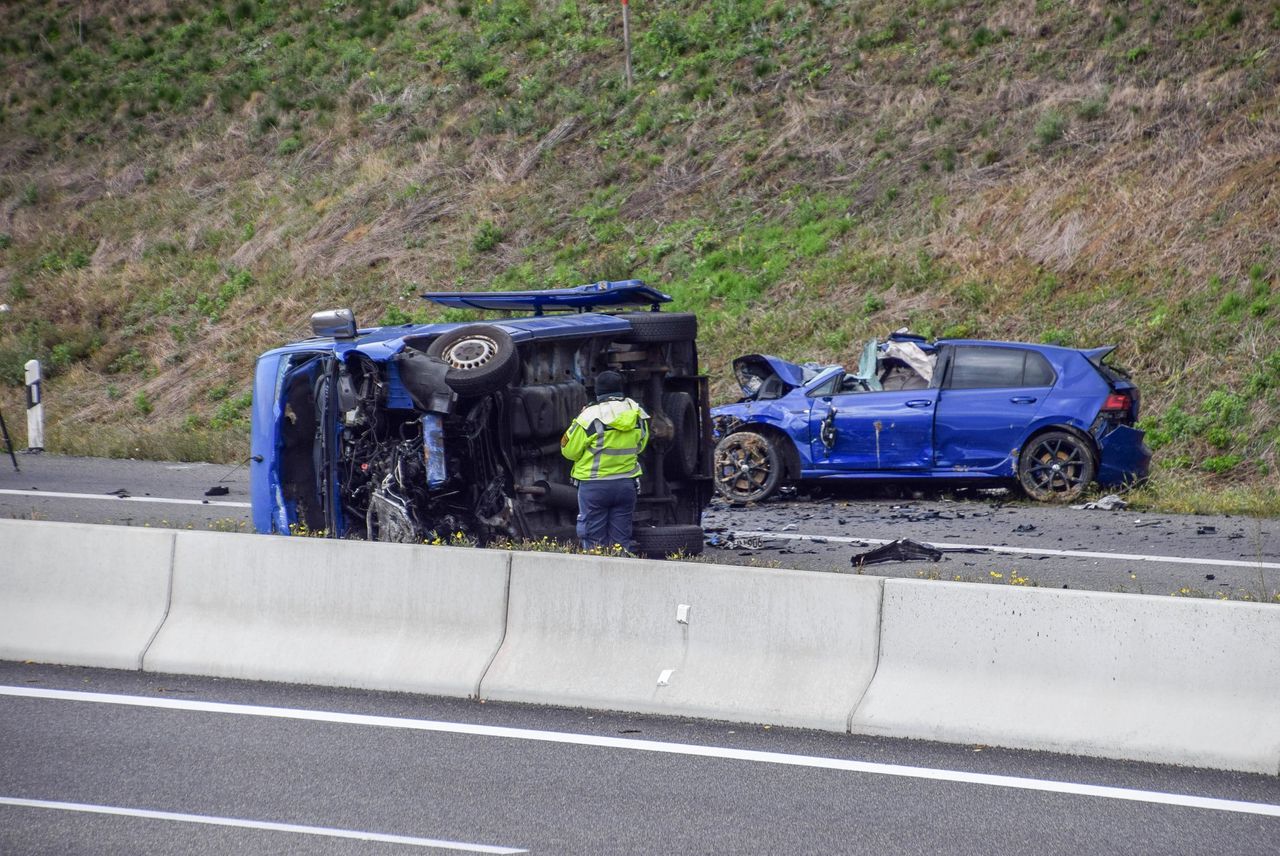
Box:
[616,312,698,343]
[425,324,520,396]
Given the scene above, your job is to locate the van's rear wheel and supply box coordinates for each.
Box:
[633,524,706,558]
[1018,431,1095,502]
[662,391,701,479]
[617,312,698,343]
[425,324,520,396]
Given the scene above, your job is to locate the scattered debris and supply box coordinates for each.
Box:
[850,538,943,568]
[1070,494,1127,511]
[204,485,230,497]
[1133,519,1165,528]
[106,488,130,498]
[705,531,765,550]
[1013,523,1037,533]
[1196,525,1216,535]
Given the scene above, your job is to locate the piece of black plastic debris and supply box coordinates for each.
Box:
[1205,574,1216,581]
[1196,525,1216,535]
[106,488,130,498]
[1014,523,1037,533]
[205,485,230,497]
[850,538,943,568]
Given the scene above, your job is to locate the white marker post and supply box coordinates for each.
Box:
[621,0,633,89]
[24,359,43,452]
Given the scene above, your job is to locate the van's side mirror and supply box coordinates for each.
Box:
[310,308,357,339]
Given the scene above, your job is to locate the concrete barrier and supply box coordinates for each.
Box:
[0,519,174,670]
[6,516,1276,774]
[480,552,882,730]
[849,579,1280,774]
[143,530,510,698]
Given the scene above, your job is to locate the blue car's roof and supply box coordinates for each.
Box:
[421,279,671,313]
[937,338,1092,354]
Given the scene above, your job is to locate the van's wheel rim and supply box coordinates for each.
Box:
[443,336,499,370]
[1024,436,1088,494]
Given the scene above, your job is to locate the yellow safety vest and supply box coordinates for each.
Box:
[561,398,650,481]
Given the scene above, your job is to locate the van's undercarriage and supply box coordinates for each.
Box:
[275,325,711,553]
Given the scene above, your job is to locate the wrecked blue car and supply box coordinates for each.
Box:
[710,332,1150,503]
[250,281,711,555]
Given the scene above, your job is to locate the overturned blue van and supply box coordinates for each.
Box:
[250,281,711,555]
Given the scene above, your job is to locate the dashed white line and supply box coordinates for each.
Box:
[0,797,525,853]
[0,488,251,509]
[3,686,1277,819]
[731,530,1280,570]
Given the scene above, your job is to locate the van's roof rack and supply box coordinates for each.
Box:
[421,279,671,315]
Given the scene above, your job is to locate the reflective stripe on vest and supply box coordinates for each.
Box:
[587,419,642,478]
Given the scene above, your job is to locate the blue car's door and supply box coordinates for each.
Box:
[933,345,1054,471]
[808,379,937,470]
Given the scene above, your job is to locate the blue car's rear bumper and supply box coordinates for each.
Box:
[1096,424,1152,487]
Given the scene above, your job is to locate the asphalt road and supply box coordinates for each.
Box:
[0,453,253,531]
[2,662,1277,856]
[1,454,1276,600]
[701,489,1280,601]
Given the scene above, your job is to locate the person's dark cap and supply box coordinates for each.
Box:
[595,370,624,401]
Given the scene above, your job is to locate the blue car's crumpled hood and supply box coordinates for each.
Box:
[732,354,825,398]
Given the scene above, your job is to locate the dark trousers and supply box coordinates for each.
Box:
[576,478,638,551]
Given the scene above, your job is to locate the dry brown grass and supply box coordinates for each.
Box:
[0,0,1277,508]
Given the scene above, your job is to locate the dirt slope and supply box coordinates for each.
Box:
[0,0,1277,510]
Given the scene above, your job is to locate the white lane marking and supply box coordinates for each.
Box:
[0,488,250,509]
[3,686,1277,819]
[0,797,525,853]
[731,530,1280,570]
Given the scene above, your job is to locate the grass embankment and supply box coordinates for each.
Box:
[0,0,1277,513]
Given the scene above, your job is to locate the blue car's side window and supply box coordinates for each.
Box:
[948,347,1055,389]
[1023,351,1056,386]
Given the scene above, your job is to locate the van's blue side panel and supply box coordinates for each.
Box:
[249,351,287,534]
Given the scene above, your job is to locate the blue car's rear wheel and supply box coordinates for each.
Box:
[1018,431,1096,502]
[713,430,782,504]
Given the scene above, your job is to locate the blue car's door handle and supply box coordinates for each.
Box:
[905,399,933,408]
[1010,396,1038,404]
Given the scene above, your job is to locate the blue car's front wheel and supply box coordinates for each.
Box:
[713,430,782,504]
[1017,431,1096,502]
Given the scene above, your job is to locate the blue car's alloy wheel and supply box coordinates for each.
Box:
[1017,430,1096,502]
[713,430,782,504]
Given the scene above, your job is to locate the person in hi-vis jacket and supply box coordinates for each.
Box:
[561,371,650,551]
